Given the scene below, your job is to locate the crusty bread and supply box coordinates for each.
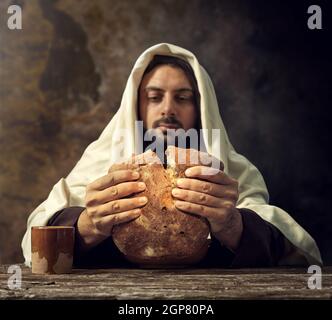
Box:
[111,147,215,268]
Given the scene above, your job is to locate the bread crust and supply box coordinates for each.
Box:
[111,147,213,267]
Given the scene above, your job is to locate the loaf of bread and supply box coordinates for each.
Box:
[110,147,214,268]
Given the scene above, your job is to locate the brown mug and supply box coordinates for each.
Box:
[31,226,75,274]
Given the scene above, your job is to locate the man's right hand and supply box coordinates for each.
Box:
[77,168,147,251]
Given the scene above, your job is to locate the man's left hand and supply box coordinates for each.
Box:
[172,165,243,251]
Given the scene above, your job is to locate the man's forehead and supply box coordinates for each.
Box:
[144,86,193,93]
[140,65,193,91]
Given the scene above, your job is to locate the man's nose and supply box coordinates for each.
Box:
[161,95,176,117]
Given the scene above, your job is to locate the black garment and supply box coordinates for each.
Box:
[47,207,286,268]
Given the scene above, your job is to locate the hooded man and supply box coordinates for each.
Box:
[22,43,322,268]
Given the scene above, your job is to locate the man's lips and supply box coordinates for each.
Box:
[158,123,180,129]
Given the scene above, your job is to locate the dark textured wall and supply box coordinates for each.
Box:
[0,0,331,264]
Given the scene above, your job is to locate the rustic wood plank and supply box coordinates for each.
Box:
[0,265,331,299]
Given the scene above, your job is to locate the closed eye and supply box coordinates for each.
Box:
[177,95,192,101]
[148,96,162,102]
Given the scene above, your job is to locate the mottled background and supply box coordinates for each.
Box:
[0,0,331,264]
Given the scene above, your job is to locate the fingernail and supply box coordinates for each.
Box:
[134,209,141,215]
[138,182,146,190]
[132,171,140,179]
[175,201,184,207]
[172,188,180,196]
[185,168,193,176]
[177,179,185,187]
[139,196,148,204]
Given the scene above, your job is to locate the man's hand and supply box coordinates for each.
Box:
[77,150,160,251]
[77,168,147,251]
[172,165,243,251]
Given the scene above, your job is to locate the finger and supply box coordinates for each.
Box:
[172,188,222,208]
[174,200,228,220]
[195,150,224,171]
[176,178,238,199]
[88,170,140,191]
[107,208,142,227]
[96,209,142,236]
[184,166,236,185]
[86,181,146,207]
[96,196,148,217]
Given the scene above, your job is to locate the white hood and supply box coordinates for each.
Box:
[22,43,322,266]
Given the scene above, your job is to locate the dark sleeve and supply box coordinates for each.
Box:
[230,208,286,267]
[47,207,133,268]
[201,208,286,268]
[47,206,85,228]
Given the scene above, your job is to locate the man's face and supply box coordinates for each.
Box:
[138,65,198,133]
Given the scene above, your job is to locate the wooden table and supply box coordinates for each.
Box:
[0,265,331,299]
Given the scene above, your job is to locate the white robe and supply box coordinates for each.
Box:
[21,43,322,266]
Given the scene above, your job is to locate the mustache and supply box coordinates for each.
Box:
[152,117,183,129]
